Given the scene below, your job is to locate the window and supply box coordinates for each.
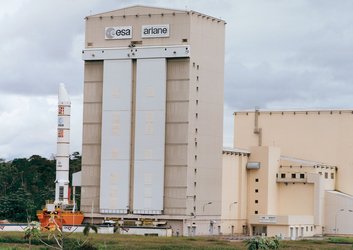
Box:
[255,200,258,204]
[291,173,296,178]
[196,76,199,81]
[281,173,286,178]
[306,226,308,232]
[195,141,197,147]
[255,211,258,214]
[325,172,328,179]
[195,113,198,119]
[196,100,199,105]
[194,168,197,174]
[255,178,259,182]
[194,182,197,187]
[255,189,258,193]
[300,173,305,179]
[195,128,198,133]
[319,172,322,175]
[194,155,197,160]
[311,226,313,231]
[196,86,199,92]
[197,65,200,70]
[331,173,334,179]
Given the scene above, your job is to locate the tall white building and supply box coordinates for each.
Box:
[80,5,225,235]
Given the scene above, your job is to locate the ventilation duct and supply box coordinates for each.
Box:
[246,162,261,169]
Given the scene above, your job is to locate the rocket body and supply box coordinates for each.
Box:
[55,83,71,205]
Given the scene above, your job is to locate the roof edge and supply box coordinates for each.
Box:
[234,108,353,115]
[223,147,250,154]
[87,5,225,23]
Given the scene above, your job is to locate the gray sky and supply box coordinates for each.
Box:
[1,0,353,159]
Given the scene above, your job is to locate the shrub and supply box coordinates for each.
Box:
[245,236,280,250]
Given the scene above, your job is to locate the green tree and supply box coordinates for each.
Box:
[0,186,35,222]
[0,153,81,222]
[0,152,81,222]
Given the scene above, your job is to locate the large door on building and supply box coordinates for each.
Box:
[133,58,166,214]
[100,59,132,214]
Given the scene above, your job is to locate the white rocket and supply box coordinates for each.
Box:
[55,83,71,205]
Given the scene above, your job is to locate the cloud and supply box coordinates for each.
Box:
[225,0,353,111]
[0,91,82,159]
[1,0,353,157]
[0,1,84,95]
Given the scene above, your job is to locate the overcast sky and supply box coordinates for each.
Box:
[1,0,353,159]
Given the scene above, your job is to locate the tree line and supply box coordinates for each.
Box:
[0,152,81,222]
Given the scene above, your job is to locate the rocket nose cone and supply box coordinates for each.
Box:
[59,83,71,104]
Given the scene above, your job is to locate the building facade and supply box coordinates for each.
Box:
[80,5,226,235]
[234,109,353,195]
[229,109,353,237]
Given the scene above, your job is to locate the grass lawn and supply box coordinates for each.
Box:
[1,232,353,249]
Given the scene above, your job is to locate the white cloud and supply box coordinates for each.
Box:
[1,0,353,158]
[0,93,82,159]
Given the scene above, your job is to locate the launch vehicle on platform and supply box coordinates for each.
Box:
[55,83,70,205]
[37,83,83,228]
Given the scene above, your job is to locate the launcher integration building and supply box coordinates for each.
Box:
[80,5,225,235]
[79,5,353,238]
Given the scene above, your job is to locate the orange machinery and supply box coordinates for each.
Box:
[37,204,84,229]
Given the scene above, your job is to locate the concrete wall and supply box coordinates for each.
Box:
[187,11,225,218]
[278,183,314,215]
[234,110,353,195]
[164,58,189,216]
[325,191,353,234]
[247,147,280,217]
[221,150,249,234]
[81,61,103,213]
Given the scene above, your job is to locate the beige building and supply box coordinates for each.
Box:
[80,5,226,235]
[226,109,353,237]
[234,109,353,195]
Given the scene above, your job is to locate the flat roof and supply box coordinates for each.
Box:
[281,155,336,167]
[234,108,353,115]
[326,190,353,199]
[223,147,250,155]
[88,5,225,23]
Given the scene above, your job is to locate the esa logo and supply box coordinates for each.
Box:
[105,26,132,40]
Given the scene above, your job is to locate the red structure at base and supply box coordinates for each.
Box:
[37,207,84,229]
